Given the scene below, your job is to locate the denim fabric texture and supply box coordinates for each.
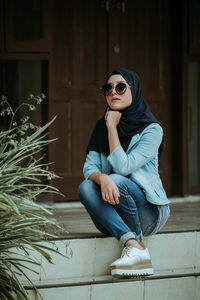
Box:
[79,174,160,245]
[79,123,170,245]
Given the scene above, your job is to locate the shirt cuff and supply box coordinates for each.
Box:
[107,145,126,169]
[83,167,101,180]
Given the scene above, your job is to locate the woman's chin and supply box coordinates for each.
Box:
[110,104,127,111]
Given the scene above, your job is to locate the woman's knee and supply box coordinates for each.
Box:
[78,179,94,197]
[108,174,125,186]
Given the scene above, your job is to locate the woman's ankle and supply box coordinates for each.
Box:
[125,238,145,250]
[139,241,146,249]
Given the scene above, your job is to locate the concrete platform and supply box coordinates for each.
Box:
[46,199,200,238]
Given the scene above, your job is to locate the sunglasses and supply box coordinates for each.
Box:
[101,82,129,96]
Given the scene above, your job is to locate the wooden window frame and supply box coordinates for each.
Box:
[189,0,200,54]
[182,0,200,195]
[5,0,52,52]
[0,0,4,51]
[187,57,200,194]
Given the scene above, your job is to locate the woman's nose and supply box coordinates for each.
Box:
[111,87,117,95]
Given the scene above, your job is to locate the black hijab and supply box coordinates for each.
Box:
[87,69,164,158]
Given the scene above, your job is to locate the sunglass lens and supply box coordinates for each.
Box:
[102,84,112,96]
[101,82,127,95]
[116,83,127,95]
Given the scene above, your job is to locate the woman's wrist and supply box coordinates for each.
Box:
[106,122,117,130]
[89,172,108,186]
[107,125,120,152]
[99,173,108,184]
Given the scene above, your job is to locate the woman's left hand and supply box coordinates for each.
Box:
[105,110,122,128]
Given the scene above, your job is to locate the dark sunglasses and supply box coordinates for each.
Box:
[101,82,129,96]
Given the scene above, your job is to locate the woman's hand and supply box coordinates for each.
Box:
[105,110,122,129]
[99,174,120,205]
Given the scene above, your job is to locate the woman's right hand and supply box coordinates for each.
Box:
[99,174,120,205]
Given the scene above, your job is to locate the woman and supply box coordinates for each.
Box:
[78,69,170,278]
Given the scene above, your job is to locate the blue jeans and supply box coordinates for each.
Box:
[78,174,159,245]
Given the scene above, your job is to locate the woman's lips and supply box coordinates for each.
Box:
[111,97,120,102]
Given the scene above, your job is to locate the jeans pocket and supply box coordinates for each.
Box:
[143,219,158,236]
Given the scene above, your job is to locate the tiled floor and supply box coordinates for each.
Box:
[47,200,200,238]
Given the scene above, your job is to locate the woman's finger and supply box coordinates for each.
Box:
[105,192,115,205]
[113,190,120,204]
[102,192,107,201]
[108,192,115,205]
[102,191,116,205]
[105,111,109,120]
[102,192,111,203]
[105,193,110,200]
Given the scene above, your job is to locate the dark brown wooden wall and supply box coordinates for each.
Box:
[50,0,174,201]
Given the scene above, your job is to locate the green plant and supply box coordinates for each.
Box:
[0,95,66,300]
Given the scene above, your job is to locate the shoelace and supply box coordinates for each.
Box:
[121,246,133,257]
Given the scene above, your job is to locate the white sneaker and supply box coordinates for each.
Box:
[110,246,154,277]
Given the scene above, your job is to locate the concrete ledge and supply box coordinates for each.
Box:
[42,199,200,238]
[40,195,200,210]
[27,275,200,300]
[17,232,200,287]
[25,269,200,289]
[170,195,200,204]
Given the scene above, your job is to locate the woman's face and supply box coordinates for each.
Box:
[106,74,132,111]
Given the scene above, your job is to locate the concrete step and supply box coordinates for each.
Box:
[16,231,200,288]
[12,198,200,299]
[26,275,200,300]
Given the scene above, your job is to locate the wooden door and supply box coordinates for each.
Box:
[51,0,173,201]
[50,0,107,200]
[107,0,173,195]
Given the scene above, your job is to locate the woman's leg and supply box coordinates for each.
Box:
[79,176,158,277]
[78,176,158,245]
[109,174,159,246]
[78,179,140,241]
[107,174,158,277]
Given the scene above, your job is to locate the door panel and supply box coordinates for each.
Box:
[51,0,107,200]
[108,0,172,195]
[109,0,165,102]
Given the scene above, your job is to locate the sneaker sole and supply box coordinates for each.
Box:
[110,259,152,270]
[111,268,154,278]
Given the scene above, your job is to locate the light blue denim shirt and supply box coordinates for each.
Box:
[83,123,170,234]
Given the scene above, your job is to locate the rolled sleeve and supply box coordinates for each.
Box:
[107,124,163,175]
[83,151,102,179]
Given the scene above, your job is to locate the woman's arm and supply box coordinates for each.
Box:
[83,151,102,180]
[83,151,120,205]
[105,110,121,153]
[89,111,120,205]
[107,124,163,176]
[84,111,122,205]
